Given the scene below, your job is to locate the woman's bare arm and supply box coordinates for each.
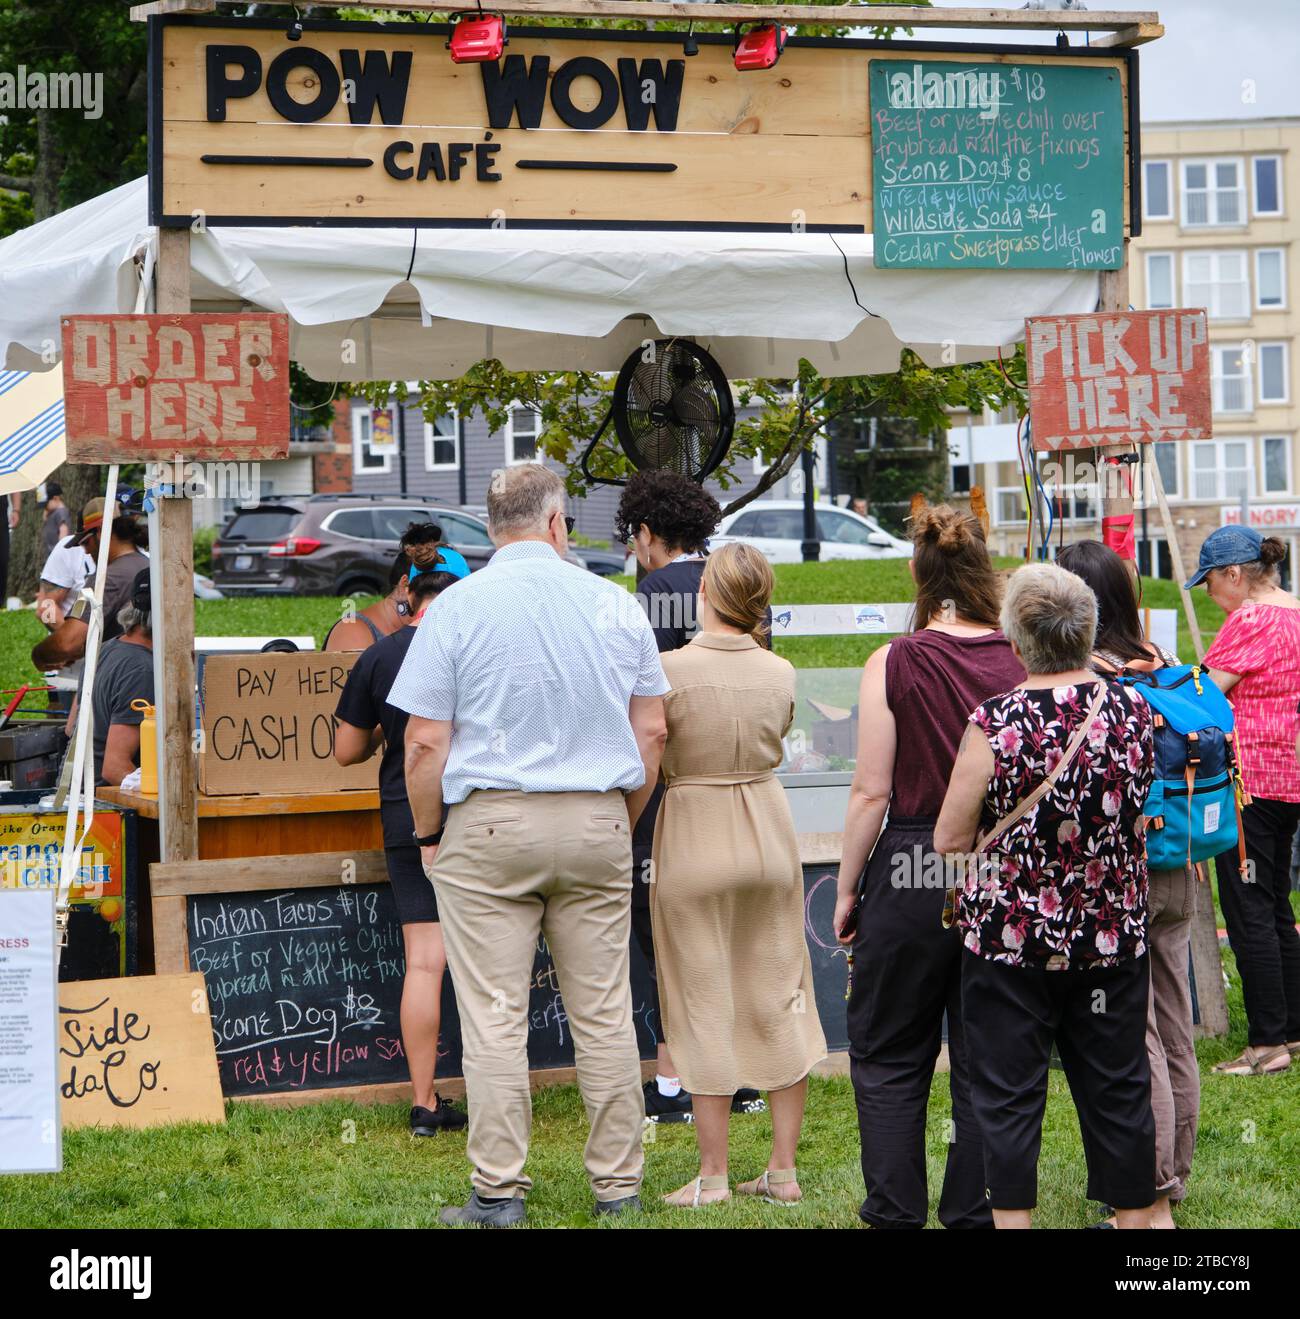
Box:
[934,724,995,856]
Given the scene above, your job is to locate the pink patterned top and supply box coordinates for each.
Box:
[1203,602,1300,804]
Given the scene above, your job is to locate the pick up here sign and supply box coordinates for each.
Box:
[1025,309,1211,452]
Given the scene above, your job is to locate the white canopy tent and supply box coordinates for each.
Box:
[0,177,1102,384]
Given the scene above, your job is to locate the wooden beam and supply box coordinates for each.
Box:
[154,226,200,866]
[1092,22,1165,48]
[130,0,1161,43]
[151,850,389,897]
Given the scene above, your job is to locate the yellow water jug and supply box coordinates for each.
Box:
[130,698,158,796]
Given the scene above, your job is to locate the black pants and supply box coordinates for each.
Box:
[1216,796,1300,1046]
[847,819,991,1229]
[961,949,1156,1211]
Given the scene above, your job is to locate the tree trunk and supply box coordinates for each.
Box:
[8,464,103,600]
[31,109,64,222]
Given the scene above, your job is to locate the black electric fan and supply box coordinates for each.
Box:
[580,338,735,486]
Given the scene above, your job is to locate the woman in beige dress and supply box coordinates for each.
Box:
[652,542,827,1208]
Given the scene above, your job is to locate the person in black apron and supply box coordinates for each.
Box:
[335,534,472,1135]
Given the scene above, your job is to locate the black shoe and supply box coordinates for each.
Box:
[594,1194,642,1218]
[411,1097,468,1136]
[438,1192,526,1228]
[642,1080,693,1124]
[731,1087,767,1114]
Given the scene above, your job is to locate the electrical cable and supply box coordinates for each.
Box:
[829,233,879,319]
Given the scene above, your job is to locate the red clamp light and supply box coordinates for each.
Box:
[733,23,786,72]
[448,12,507,64]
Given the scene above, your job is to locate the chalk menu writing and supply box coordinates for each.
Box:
[870,59,1127,271]
[187,883,661,1096]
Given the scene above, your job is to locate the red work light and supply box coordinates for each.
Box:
[448,12,507,64]
[733,23,786,72]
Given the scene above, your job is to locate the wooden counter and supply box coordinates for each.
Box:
[96,785,383,860]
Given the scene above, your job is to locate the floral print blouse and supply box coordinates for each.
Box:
[961,681,1154,970]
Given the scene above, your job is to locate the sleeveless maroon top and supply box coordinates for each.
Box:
[884,629,1025,819]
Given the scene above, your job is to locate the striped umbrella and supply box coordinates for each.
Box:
[0,366,66,495]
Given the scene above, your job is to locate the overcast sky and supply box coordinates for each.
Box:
[916,0,1300,121]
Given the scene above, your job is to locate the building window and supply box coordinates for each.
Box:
[1152,441,1179,498]
[993,484,1096,527]
[1181,158,1245,227]
[423,409,459,470]
[1191,439,1252,500]
[1262,436,1292,495]
[951,464,972,494]
[1212,344,1252,414]
[1145,252,1175,310]
[1258,342,1289,405]
[505,403,541,465]
[1256,249,1286,310]
[1143,160,1172,221]
[1183,250,1249,319]
[1253,155,1283,217]
[350,404,393,473]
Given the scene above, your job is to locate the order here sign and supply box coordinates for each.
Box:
[1025,309,1211,452]
[60,312,289,463]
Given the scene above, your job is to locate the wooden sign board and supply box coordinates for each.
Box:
[199,651,375,797]
[152,16,875,230]
[1025,309,1211,452]
[58,972,225,1129]
[60,312,289,463]
[870,56,1130,270]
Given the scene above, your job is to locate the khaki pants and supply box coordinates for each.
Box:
[1147,867,1200,1203]
[431,788,644,1202]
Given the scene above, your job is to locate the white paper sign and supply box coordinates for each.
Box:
[0,889,60,1173]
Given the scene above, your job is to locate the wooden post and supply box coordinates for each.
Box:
[153,227,199,863]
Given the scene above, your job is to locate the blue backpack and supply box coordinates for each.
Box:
[1118,664,1248,875]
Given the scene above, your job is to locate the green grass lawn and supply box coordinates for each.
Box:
[0,558,1226,691]
[3,952,1297,1229]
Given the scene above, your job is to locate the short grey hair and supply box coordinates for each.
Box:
[116,603,152,638]
[485,464,566,539]
[1000,563,1096,675]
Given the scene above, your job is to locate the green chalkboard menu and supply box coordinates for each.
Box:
[870,58,1127,271]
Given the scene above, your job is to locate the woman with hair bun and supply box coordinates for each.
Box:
[1186,527,1300,1075]
[651,541,826,1208]
[835,503,1024,1230]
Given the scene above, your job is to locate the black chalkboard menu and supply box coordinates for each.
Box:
[869,56,1129,271]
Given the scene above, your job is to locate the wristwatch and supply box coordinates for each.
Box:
[413,828,444,847]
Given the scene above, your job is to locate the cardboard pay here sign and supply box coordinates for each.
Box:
[1025,309,1211,452]
[200,651,374,796]
[60,312,290,463]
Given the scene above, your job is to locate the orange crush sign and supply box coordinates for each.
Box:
[1024,309,1211,453]
[60,312,290,463]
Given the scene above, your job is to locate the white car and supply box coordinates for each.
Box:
[710,501,913,563]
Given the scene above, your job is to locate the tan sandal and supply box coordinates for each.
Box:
[662,1174,730,1208]
[1212,1044,1291,1075]
[1287,1041,1300,1059]
[736,1168,801,1205]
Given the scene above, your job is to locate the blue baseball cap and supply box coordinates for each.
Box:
[1184,524,1264,590]
[409,546,470,582]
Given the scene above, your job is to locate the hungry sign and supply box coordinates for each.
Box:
[1025,310,1211,452]
[60,313,289,463]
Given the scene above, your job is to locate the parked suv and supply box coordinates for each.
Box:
[212,495,496,596]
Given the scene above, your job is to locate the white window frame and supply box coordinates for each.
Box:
[1144,251,1176,310]
[1255,248,1287,311]
[1182,249,1250,320]
[1258,341,1290,406]
[992,483,1098,528]
[1261,435,1292,496]
[1252,154,1284,218]
[1190,438,1253,501]
[504,402,542,466]
[350,403,393,474]
[1151,440,1180,500]
[1181,157,1246,228]
[423,407,460,471]
[1143,159,1173,221]
[1212,343,1253,415]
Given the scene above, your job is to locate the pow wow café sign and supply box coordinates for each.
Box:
[150,16,1132,247]
[1025,310,1211,453]
[60,313,289,464]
